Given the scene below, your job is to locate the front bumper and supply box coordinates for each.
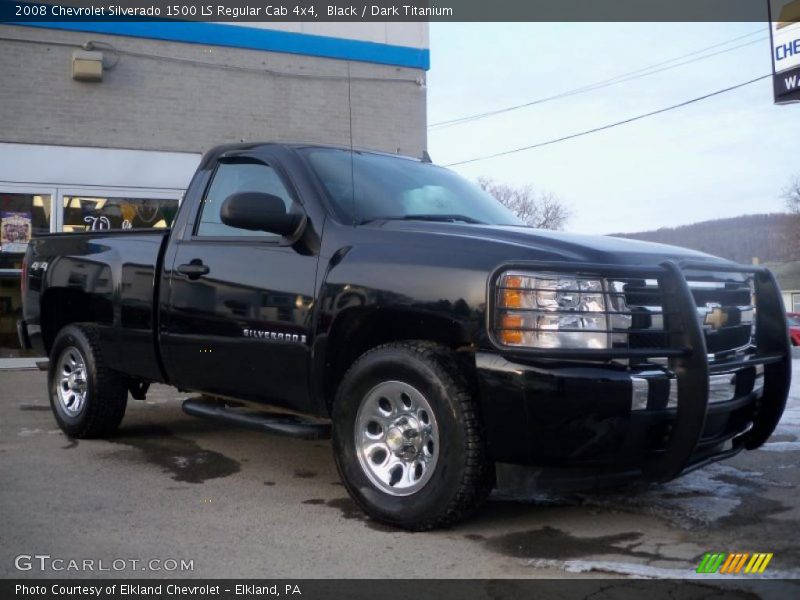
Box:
[476,353,770,470]
[476,260,792,481]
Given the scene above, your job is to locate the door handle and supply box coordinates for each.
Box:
[177,260,209,280]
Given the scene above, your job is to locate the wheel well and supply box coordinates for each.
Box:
[40,288,113,355]
[323,308,475,408]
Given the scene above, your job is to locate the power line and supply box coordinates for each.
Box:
[430,29,767,129]
[432,38,765,128]
[444,74,770,167]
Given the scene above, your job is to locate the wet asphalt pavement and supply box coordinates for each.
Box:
[1,363,799,587]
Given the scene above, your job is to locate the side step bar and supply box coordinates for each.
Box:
[182,397,331,440]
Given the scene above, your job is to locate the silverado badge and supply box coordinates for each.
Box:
[243,329,307,344]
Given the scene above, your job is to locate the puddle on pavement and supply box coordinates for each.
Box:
[294,469,316,479]
[302,498,325,505]
[327,497,362,519]
[484,526,668,562]
[18,405,51,411]
[107,424,240,484]
[263,481,276,486]
[326,497,396,532]
[719,494,797,529]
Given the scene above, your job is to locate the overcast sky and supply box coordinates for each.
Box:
[426,22,798,235]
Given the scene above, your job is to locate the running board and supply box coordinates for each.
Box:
[182,398,331,440]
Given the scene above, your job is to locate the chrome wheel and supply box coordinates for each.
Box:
[55,346,88,417]
[354,381,439,496]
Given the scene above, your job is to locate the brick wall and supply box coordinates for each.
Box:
[0,25,427,157]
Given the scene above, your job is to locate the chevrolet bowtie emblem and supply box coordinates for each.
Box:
[704,307,729,331]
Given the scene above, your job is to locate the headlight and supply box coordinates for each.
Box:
[494,272,611,349]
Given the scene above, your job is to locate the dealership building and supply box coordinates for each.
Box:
[0,21,429,353]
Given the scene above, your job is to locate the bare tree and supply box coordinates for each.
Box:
[782,176,800,252]
[477,177,569,230]
[784,176,800,215]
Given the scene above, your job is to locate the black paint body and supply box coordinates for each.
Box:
[19,143,792,475]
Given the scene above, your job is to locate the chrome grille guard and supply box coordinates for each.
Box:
[486,259,792,481]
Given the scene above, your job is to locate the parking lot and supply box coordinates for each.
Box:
[1,361,799,582]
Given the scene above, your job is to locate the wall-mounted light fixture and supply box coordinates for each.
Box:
[71,50,104,82]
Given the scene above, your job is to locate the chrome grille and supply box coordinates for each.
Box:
[617,276,754,356]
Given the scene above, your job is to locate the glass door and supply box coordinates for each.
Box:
[0,185,57,356]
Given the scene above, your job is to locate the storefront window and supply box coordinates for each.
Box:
[0,193,51,356]
[0,193,51,256]
[63,196,178,232]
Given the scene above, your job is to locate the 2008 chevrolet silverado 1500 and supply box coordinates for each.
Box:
[19,143,792,530]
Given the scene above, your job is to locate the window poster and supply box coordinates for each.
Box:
[1,211,32,253]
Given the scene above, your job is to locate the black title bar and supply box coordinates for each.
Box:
[2,0,774,22]
[3,579,799,599]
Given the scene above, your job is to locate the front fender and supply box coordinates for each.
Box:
[309,243,491,414]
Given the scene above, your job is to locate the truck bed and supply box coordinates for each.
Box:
[23,229,170,382]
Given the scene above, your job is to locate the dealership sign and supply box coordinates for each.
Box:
[770,0,800,103]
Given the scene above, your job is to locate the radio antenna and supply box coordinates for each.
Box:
[347,61,356,226]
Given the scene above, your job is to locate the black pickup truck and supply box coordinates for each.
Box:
[19,142,792,530]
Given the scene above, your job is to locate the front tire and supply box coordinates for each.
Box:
[48,324,128,438]
[332,342,493,530]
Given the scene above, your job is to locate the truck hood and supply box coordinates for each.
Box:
[373,221,732,267]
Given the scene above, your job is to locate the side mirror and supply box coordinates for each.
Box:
[220,192,305,237]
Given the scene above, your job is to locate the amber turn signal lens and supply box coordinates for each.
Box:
[501,275,525,308]
[499,313,524,345]
[502,289,523,308]
[504,275,523,288]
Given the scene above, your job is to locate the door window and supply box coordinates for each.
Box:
[793,293,800,313]
[196,161,293,238]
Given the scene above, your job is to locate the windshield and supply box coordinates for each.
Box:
[788,315,800,327]
[302,148,522,226]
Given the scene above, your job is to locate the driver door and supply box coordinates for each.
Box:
[160,154,317,411]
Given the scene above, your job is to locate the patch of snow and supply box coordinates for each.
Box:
[526,557,800,580]
[526,557,688,578]
[17,428,45,436]
[18,427,62,436]
[759,440,800,452]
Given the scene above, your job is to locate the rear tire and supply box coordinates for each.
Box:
[48,324,128,438]
[332,341,494,530]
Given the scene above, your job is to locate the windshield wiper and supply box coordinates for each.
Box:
[402,214,487,224]
[357,214,487,226]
